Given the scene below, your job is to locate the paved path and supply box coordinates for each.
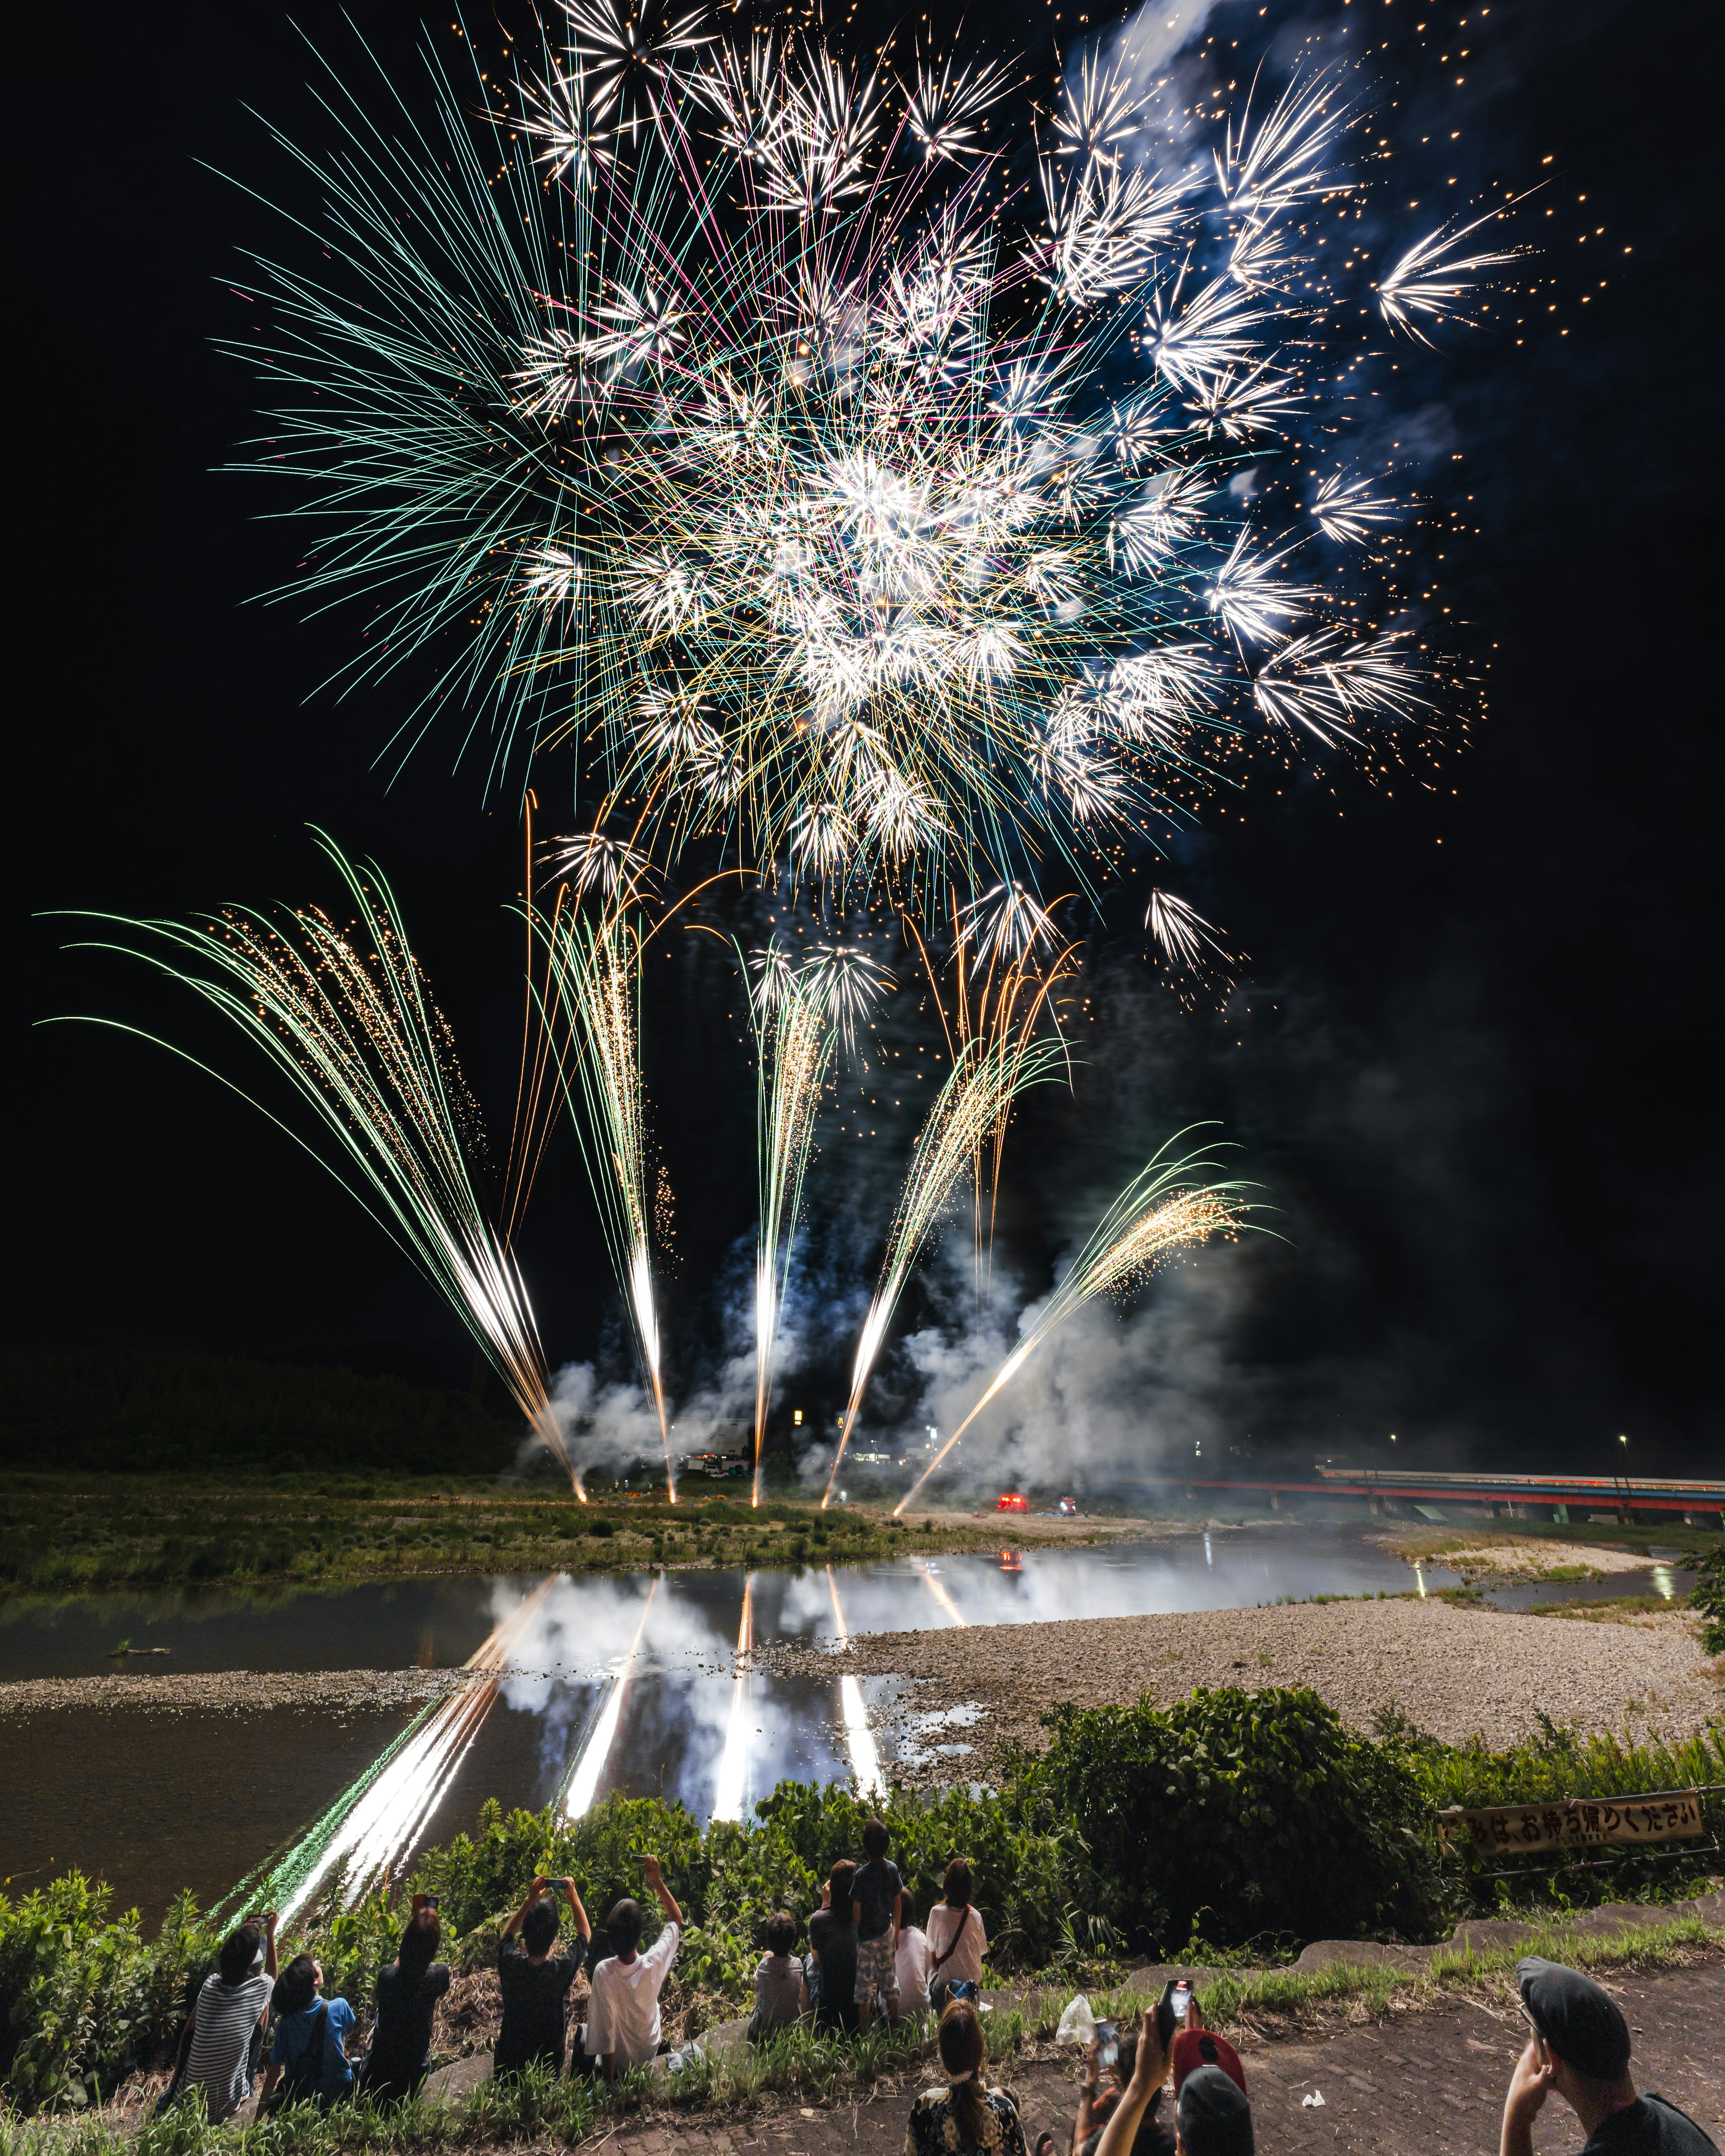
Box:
[607,1962,1724,2156]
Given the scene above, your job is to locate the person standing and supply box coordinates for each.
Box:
[494,1876,591,2079]
[852,1819,904,2032]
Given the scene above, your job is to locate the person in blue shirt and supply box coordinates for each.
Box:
[260,1954,356,2110]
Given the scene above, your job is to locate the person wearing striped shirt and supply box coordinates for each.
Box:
[179,1912,278,2121]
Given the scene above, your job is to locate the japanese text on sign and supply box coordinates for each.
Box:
[1438,1790,1706,1854]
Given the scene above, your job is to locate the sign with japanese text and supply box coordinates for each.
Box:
[1439,1790,1707,1854]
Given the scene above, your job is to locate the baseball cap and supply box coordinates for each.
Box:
[1177,2064,1254,2156]
[1516,1958,1631,2081]
[1172,2028,1248,2099]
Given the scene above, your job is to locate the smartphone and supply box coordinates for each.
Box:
[1094,2020,1119,2074]
[545,1877,573,1891]
[1157,1978,1193,2045]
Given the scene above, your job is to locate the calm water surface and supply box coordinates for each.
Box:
[1,1528,1689,1919]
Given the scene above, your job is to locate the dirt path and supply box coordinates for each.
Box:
[610,1961,1725,2156]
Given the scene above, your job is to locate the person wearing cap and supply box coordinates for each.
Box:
[1083,2005,1255,2156]
[1501,1956,1717,2156]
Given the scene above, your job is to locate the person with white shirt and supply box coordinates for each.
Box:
[894,1895,937,2015]
[585,1854,685,2080]
[924,1858,987,2006]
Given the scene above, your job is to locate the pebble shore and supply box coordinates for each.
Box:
[756,1596,1722,1762]
[0,1665,491,1717]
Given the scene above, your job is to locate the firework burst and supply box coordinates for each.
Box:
[228,4,1512,919]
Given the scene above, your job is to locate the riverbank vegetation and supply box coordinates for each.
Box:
[3,1690,1721,2121]
[0,1473,1139,1599]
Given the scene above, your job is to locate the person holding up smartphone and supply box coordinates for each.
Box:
[495,1874,592,2080]
[358,1894,452,2106]
[586,1854,684,2081]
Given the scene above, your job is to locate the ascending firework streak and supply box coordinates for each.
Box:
[710,1571,756,1823]
[826,1567,883,1798]
[540,897,677,1498]
[58,835,573,1483]
[823,1030,1069,1505]
[257,1580,556,1922]
[748,955,836,1505]
[894,1140,1252,1514]
[561,1575,661,1817]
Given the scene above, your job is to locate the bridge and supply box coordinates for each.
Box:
[1152,1466,1725,1526]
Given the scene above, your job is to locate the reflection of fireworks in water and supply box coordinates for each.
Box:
[542,898,677,1497]
[560,1574,661,1818]
[897,1143,1252,1512]
[825,1566,883,1797]
[919,1564,968,1629]
[230,2,1512,922]
[710,1571,756,1823]
[63,835,573,1483]
[260,1581,556,1922]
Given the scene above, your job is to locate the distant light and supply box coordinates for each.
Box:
[793,1409,804,1426]
[1618,1433,1628,1445]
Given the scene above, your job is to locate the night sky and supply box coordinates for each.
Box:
[11,0,1718,1478]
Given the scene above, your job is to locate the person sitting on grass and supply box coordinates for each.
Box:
[906,1997,1027,2156]
[356,1895,451,2106]
[926,1858,987,2010]
[853,1818,905,2032]
[1500,1957,1718,2156]
[895,1895,936,2018]
[178,1912,278,2121]
[808,1860,860,2034]
[586,1854,685,2081]
[748,1912,809,2044]
[494,1875,591,2080]
[260,1953,356,2111]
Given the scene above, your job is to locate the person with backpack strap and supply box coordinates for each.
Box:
[259,1954,356,2112]
[926,1859,987,2011]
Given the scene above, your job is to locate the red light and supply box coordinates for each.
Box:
[995,1491,1027,1511]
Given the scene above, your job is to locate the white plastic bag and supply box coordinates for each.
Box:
[1055,1995,1096,2048]
[1301,2090,1326,2108]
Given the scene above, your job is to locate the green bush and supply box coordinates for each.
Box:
[1690,1548,1725,1654]
[1027,1687,1448,1946]
[0,1879,213,2113]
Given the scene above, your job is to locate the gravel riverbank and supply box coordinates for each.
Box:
[756,1596,1722,1761]
[0,1665,491,1717]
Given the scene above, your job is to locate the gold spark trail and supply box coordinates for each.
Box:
[895,1143,1251,1513]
